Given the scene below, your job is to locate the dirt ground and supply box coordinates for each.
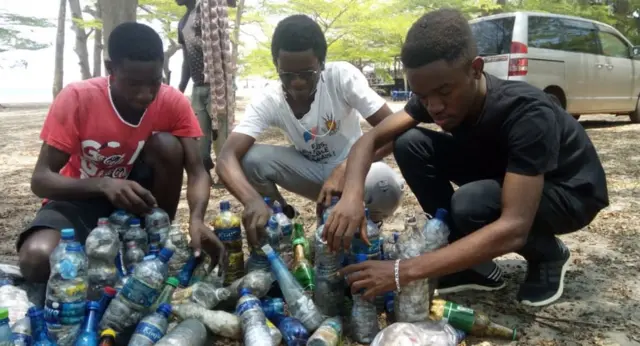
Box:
[0,104,638,346]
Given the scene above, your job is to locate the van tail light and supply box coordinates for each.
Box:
[508,41,528,77]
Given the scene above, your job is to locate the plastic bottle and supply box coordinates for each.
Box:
[371,321,465,346]
[268,313,310,346]
[154,319,208,346]
[350,208,382,262]
[49,228,78,264]
[272,201,293,264]
[177,256,199,287]
[291,244,314,294]
[0,308,13,345]
[312,224,345,317]
[350,253,379,344]
[108,209,132,239]
[74,301,100,346]
[321,196,340,225]
[261,297,285,317]
[423,209,451,252]
[0,271,31,327]
[28,307,54,346]
[247,218,282,273]
[145,207,171,247]
[148,245,160,257]
[263,244,324,332]
[123,219,149,254]
[96,286,117,322]
[383,232,400,260]
[11,315,31,346]
[85,217,120,300]
[163,224,192,277]
[124,241,145,270]
[236,288,272,346]
[128,303,172,346]
[307,317,342,346]
[45,242,88,346]
[430,299,521,340]
[98,328,116,346]
[150,277,179,312]
[213,200,244,286]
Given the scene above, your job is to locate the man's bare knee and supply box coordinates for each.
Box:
[18,229,60,283]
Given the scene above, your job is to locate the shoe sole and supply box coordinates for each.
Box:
[519,252,571,307]
[435,281,507,295]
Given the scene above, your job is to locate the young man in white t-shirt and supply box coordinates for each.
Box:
[216,14,403,247]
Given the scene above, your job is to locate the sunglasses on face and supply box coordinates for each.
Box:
[278,69,319,85]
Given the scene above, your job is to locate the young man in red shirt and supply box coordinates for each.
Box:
[18,22,226,283]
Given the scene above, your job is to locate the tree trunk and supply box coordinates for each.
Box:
[99,0,138,61]
[53,0,66,98]
[163,42,180,84]
[93,3,103,77]
[68,0,92,80]
[231,0,245,79]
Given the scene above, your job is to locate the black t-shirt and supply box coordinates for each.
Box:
[404,73,609,209]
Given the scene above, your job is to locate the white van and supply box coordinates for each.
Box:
[469,11,640,122]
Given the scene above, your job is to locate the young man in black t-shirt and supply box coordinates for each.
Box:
[323,8,609,307]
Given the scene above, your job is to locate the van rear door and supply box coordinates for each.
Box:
[470,16,516,80]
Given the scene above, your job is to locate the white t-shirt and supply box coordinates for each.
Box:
[233,61,386,164]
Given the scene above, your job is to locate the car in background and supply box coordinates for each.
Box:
[470,11,640,122]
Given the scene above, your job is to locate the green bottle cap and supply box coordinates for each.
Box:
[166,277,180,287]
[0,308,8,320]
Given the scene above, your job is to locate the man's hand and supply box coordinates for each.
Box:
[189,220,227,276]
[322,196,368,252]
[317,163,346,209]
[242,197,272,248]
[99,177,157,215]
[339,259,396,300]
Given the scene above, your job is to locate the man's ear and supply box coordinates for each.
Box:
[470,57,484,79]
[104,59,113,76]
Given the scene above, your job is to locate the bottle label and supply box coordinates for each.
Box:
[120,278,159,307]
[215,226,242,242]
[44,299,86,326]
[442,301,475,332]
[225,251,245,284]
[281,224,292,238]
[236,299,261,316]
[133,321,165,343]
[12,333,32,345]
[351,238,381,258]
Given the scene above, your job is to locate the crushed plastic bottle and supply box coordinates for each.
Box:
[145,207,171,247]
[123,219,149,254]
[394,215,431,323]
[151,277,179,312]
[272,201,293,265]
[45,242,88,346]
[124,241,145,271]
[213,200,244,286]
[371,320,465,346]
[11,314,31,346]
[263,244,323,332]
[261,297,285,317]
[382,232,400,261]
[108,209,132,239]
[171,303,241,340]
[350,253,379,344]
[74,300,100,346]
[224,270,276,304]
[154,319,208,346]
[313,224,345,317]
[163,224,192,277]
[423,209,450,252]
[247,218,282,273]
[267,312,309,346]
[85,218,120,300]
[236,288,272,346]
[307,317,342,346]
[128,303,172,346]
[0,270,33,326]
[188,255,213,285]
[0,308,13,345]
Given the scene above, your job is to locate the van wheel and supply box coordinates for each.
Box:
[630,96,640,123]
[546,93,562,108]
[573,115,581,120]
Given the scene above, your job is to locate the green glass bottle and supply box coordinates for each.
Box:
[430,299,521,340]
[292,244,315,294]
[292,221,311,260]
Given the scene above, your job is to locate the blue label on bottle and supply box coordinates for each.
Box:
[351,238,381,258]
[44,299,86,325]
[133,322,165,343]
[236,299,261,316]
[281,224,292,237]
[215,226,241,242]
[12,332,32,345]
[120,278,159,307]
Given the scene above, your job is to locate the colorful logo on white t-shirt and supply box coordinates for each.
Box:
[303,127,318,142]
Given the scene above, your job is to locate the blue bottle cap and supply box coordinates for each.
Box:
[158,303,172,316]
[273,204,283,214]
[267,218,278,229]
[263,197,271,205]
[87,301,100,310]
[158,248,174,262]
[220,200,230,211]
[66,243,83,252]
[355,253,368,263]
[129,218,141,226]
[239,288,252,296]
[435,208,448,221]
[60,228,75,240]
[393,232,399,242]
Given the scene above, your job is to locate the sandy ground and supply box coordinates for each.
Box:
[0,103,638,345]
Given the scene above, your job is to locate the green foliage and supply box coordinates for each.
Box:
[0,12,54,53]
[138,0,184,42]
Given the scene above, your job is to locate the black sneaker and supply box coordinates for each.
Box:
[435,267,506,295]
[517,240,571,307]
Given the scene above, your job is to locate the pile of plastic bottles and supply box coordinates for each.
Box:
[0,199,521,346]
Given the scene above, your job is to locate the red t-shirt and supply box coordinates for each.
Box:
[40,77,203,179]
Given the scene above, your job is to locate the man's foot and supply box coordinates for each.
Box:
[517,240,571,307]
[435,267,506,295]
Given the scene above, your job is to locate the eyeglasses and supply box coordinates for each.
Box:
[278,69,319,85]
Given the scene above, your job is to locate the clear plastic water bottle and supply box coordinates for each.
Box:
[268,313,310,346]
[49,228,78,265]
[148,245,160,257]
[85,217,120,300]
[128,303,172,346]
[312,224,345,317]
[74,301,100,346]
[350,208,382,262]
[271,201,292,262]
[261,297,285,317]
[236,288,272,346]
[119,248,173,310]
[321,196,340,225]
[263,244,324,332]
[123,219,149,254]
[350,253,379,344]
[213,200,245,286]
[0,270,32,327]
[154,319,207,346]
[28,307,54,346]
[307,317,342,346]
[11,315,31,346]
[45,242,88,345]
[371,320,465,346]
[247,218,282,273]
[0,308,13,345]
[108,209,132,239]
[164,223,192,278]
[124,241,145,270]
[145,207,171,247]
[423,208,450,251]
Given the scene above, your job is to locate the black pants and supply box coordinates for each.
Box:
[393,127,600,262]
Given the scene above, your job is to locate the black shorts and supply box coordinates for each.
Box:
[17,158,154,251]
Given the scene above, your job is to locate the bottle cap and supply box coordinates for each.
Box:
[263,197,271,205]
[239,288,252,296]
[267,218,278,229]
[87,301,100,310]
[97,217,109,225]
[67,243,83,252]
[435,208,448,221]
[355,253,368,263]
[220,200,230,211]
[104,286,117,297]
[393,232,400,242]
[60,228,75,240]
[158,303,172,315]
[0,308,7,320]
[166,277,179,287]
[158,248,174,262]
[129,218,141,226]
[273,202,283,214]
[101,328,116,338]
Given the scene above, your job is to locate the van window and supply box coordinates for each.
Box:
[560,18,599,54]
[470,17,515,56]
[528,16,564,49]
[598,31,629,58]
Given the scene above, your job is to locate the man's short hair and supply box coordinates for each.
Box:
[401,8,477,69]
[108,22,164,65]
[271,14,327,65]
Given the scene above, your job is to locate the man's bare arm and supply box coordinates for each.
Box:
[215,133,262,204]
[364,103,395,162]
[178,47,191,93]
[180,137,211,222]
